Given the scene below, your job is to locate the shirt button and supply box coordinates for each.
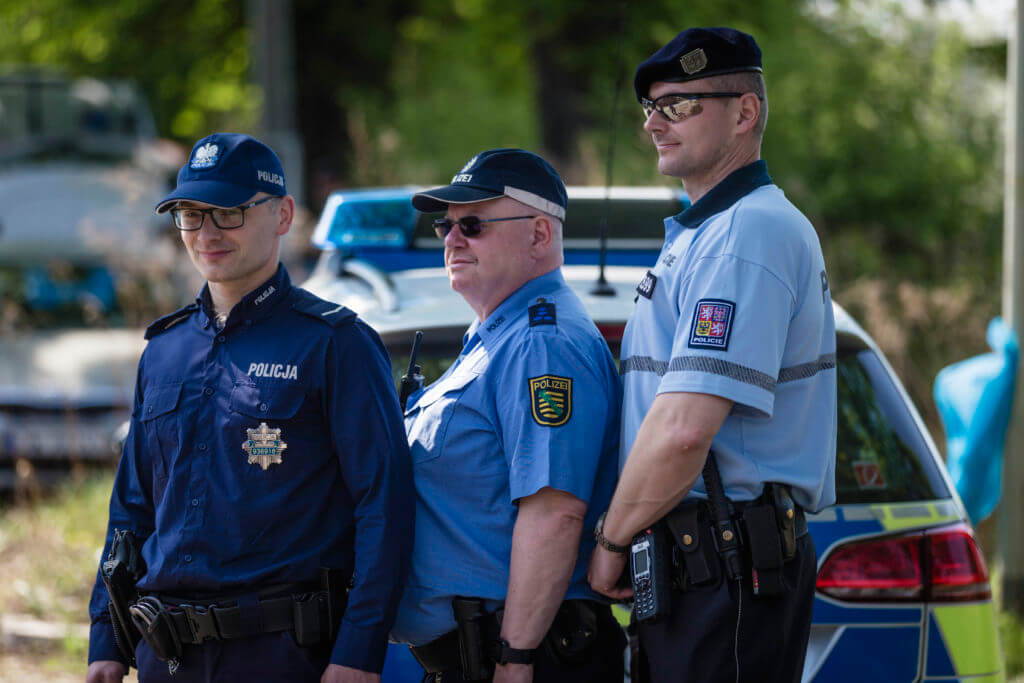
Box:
[198,443,207,451]
[191,498,199,506]
[147,406,153,414]
[259,402,268,412]
[203,387,214,396]
[184,554,192,562]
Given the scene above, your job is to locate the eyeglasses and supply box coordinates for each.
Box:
[432,214,536,239]
[640,92,744,123]
[171,196,278,231]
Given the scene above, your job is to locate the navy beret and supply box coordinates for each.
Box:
[634,27,762,100]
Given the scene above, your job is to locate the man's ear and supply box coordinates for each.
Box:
[276,196,295,237]
[736,92,760,134]
[529,215,554,257]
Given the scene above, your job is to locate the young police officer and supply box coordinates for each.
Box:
[86,133,413,683]
[588,29,837,682]
[390,149,625,682]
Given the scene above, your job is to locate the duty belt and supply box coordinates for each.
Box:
[159,590,327,644]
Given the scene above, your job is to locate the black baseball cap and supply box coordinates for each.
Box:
[412,148,567,220]
[155,133,287,213]
[634,27,763,100]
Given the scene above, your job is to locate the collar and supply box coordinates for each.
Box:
[196,263,291,329]
[474,268,565,347]
[672,160,772,230]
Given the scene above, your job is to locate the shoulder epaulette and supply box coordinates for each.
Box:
[291,289,357,327]
[144,303,200,340]
[528,298,557,328]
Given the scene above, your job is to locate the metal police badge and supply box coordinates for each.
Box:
[679,48,708,75]
[529,375,572,427]
[242,422,288,470]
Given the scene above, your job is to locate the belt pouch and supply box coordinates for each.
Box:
[742,504,787,597]
[769,484,798,560]
[134,607,182,662]
[292,593,327,647]
[451,597,492,680]
[665,503,717,588]
[542,601,598,666]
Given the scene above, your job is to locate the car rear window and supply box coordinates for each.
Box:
[835,342,948,503]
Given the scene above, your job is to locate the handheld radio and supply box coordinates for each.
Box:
[631,523,672,621]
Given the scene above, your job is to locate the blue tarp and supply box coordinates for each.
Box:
[933,317,1019,523]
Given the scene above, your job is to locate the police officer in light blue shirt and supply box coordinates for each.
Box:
[86,133,413,683]
[391,149,624,683]
[588,29,837,683]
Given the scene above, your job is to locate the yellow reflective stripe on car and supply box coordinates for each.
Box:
[932,603,1003,677]
[869,500,960,531]
[612,604,630,628]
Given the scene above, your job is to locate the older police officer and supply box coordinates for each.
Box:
[391,149,624,682]
[588,29,837,682]
[86,133,413,683]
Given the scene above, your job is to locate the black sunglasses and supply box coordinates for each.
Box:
[433,214,536,239]
[640,92,745,122]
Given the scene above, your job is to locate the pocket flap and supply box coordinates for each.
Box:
[230,382,306,419]
[140,383,182,421]
[411,367,480,411]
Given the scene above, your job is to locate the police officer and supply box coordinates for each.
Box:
[86,133,414,683]
[587,28,837,683]
[390,149,625,682]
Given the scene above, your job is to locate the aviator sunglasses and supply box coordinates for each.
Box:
[433,214,536,239]
[640,92,745,123]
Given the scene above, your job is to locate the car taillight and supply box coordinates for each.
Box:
[816,522,990,603]
[596,323,625,343]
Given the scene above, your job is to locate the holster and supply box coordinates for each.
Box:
[100,529,145,668]
[739,484,802,597]
[540,600,599,666]
[451,596,494,681]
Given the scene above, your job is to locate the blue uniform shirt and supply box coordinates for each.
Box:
[87,265,414,672]
[620,161,837,512]
[391,269,621,646]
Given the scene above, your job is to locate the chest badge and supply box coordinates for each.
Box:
[242,422,288,470]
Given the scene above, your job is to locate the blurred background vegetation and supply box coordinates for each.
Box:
[0,0,1018,675]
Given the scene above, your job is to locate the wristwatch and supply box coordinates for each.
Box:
[594,512,630,554]
[496,639,537,665]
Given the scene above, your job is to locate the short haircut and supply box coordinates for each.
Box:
[710,72,768,137]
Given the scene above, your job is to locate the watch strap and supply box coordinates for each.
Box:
[594,512,630,554]
[496,639,536,665]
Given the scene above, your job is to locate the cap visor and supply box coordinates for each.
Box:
[155,179,266,213]
[411,185,503,213]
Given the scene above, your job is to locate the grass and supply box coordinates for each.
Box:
[1,471,1023,679]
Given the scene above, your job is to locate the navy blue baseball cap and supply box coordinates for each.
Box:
[412,148,567,220]
[634,27,762,100]
[155,132,287,213]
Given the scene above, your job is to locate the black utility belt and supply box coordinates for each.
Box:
[410,598,604,679]
[631,482,807,622]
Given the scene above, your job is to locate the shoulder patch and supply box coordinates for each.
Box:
[529,375,572,427]
[144,303,199,340]
[291,290,357,327]
[688,299,734,351]
[528,299,557,327]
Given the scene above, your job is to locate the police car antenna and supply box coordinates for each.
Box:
[590,0,629,298]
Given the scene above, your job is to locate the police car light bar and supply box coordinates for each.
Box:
[312,187,421,250]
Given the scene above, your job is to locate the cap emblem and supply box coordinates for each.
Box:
[452,173,473,183]
[190,143,220,170]
[679,48,708,75]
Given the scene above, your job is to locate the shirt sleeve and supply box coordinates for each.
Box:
[497,331,616,504]
[325,320,414,672]
[659,253,795,417]
[87,363,156,665]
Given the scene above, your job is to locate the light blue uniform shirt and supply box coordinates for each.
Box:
[620,161,837,513]
[391,269,621,646]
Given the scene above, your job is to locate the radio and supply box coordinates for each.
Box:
[631,523,672,622]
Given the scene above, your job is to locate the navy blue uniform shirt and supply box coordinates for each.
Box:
[87,265,414,672]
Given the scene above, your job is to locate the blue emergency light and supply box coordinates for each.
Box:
[312,187,420,250]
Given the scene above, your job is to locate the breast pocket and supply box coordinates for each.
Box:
[139,382,183,496]
[405,369,479,464]
[229,381,317,472]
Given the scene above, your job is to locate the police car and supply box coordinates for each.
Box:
[302,187,1004,682]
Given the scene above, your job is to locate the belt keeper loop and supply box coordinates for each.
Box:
[237,594,262,638]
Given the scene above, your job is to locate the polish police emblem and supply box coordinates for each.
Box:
[190,143,220,169]
[529,375,572,427]
[688,299,735,350]
[679,48,708,75]
[242,422,287,470]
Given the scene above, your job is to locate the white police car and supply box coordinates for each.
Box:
[302,187,1004,682]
